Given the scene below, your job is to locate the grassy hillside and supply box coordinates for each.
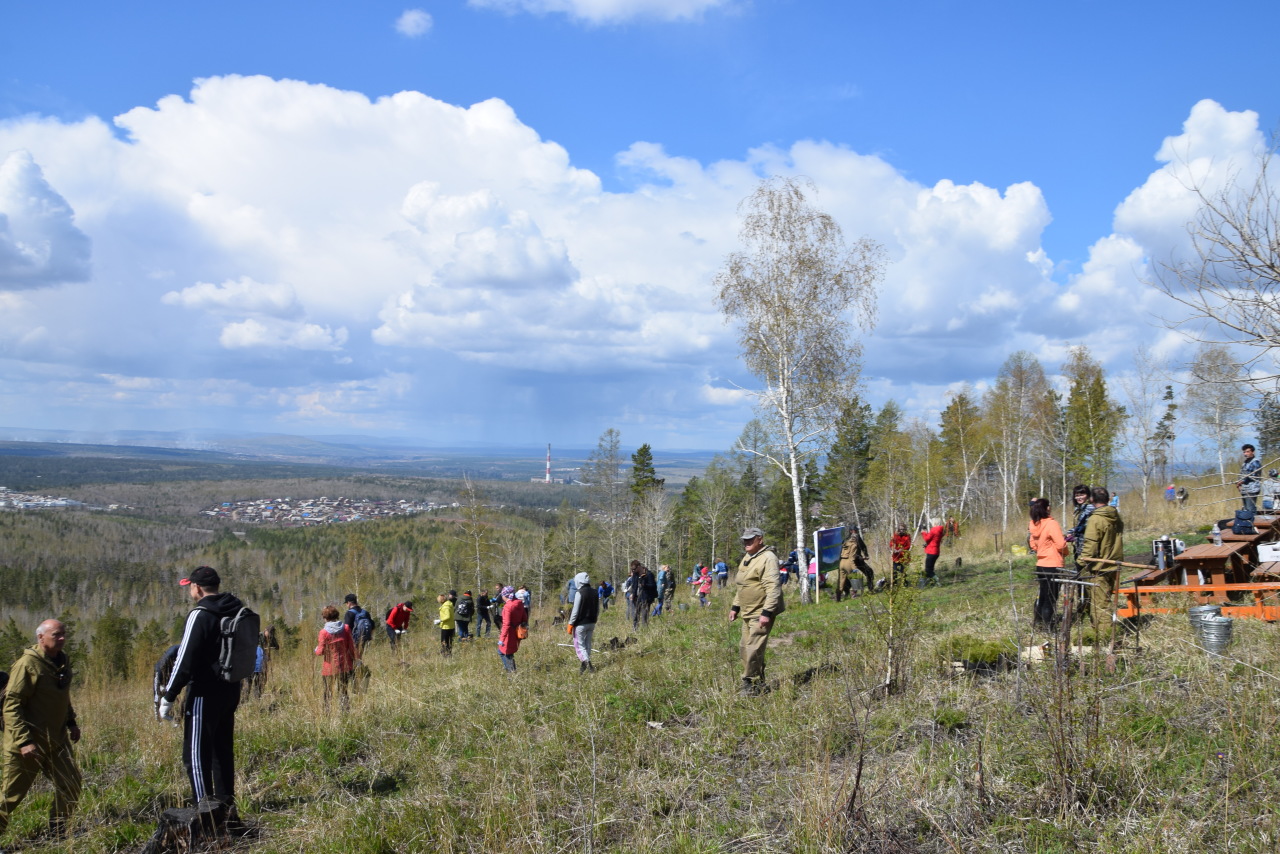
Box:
[8,538,1280,853]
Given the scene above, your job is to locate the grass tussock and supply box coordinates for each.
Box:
[10,546,1280,853]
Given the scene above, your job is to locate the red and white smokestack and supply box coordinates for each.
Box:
[546,443,551,483]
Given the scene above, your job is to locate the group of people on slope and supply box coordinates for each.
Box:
[2,567,253,848]
[1027,485,1125,644]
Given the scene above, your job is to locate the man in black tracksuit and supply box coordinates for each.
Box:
[158,566,244,810]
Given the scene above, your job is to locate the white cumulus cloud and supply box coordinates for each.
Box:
[0,150,92,290]
[395,9,433,37]
[0,75,1269,444]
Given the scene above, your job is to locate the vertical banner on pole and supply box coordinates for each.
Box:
[815,526,846,603]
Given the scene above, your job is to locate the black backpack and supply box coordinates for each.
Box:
[456,598,474,620]
[351,607,374,643]
[198,605,260,683]
[1233,509,1257,535]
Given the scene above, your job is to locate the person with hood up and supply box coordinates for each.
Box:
[315,605,356,712]
[1081,487,1125,647]
[0,619,82,841]
[158,566,246,813]
[566,572,599,673]
[497,586,527,673]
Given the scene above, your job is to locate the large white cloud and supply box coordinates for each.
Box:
[0,76,1267,444]
[0,150,91,290]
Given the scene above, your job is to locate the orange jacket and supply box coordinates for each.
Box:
[1028,517,1067,568]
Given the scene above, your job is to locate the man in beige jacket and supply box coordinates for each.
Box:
[729,527,784,695]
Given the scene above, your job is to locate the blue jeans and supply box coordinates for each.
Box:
[499,652,516,672]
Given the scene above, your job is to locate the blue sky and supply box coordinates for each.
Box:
[1,0,1278,451]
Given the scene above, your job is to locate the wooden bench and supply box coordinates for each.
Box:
[1124,565,1175,585]
[1250,561,1280,581]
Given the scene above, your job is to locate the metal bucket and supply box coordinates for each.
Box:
[1200,615,1234,656]
[1188,604,1222,638]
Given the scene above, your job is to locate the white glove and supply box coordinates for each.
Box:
[158,699,174,720]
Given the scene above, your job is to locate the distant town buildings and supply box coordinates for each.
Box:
[200,495,446,526]
[0,486,102,510]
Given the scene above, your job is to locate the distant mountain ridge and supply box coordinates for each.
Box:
[0,428,718,485]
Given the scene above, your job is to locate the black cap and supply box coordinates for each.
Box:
[344,593,358,603]
[180,566,221,587]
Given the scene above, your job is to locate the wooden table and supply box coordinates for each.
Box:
[1174,542,1250,604]
[1220,529,1273,564]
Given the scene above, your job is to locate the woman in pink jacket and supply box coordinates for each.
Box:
[1028,498,1069,629]
[497,586,527,673]
[315,605,357,711]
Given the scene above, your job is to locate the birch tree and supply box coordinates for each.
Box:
[582,428,627,584]
[714,177,885,604]
[982,351,1053,529]
[1184,343,1247,480]
[1153,145,1280,392]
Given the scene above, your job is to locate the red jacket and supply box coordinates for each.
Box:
[920,525,944,556]
[315,624,356,677]
[387,603,413,631]
[890,533,911,563]
[498,599,527,656]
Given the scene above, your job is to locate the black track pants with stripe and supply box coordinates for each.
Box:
[182,688,240,806]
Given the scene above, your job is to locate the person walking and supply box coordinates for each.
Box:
[436,594,456,657]
[653,565,670,617]
[715,558,729,589]
[1028,498,1069,630]
[314,605,356,712]
[729,528,784,695]
[631,562,658,630]
[342,594,374,659]
[496,587,527,673]
[158,566,246,813]
[0,619,82,842]
[696,566,714,607]
[566,572,598,673]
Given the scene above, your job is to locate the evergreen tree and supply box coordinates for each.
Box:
[819,397,875,527]
[629,443,665,500]
[93,606,137,679]
[1151,385,1178,486]
[0,617,27,671]
[1063,346,1126,491]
